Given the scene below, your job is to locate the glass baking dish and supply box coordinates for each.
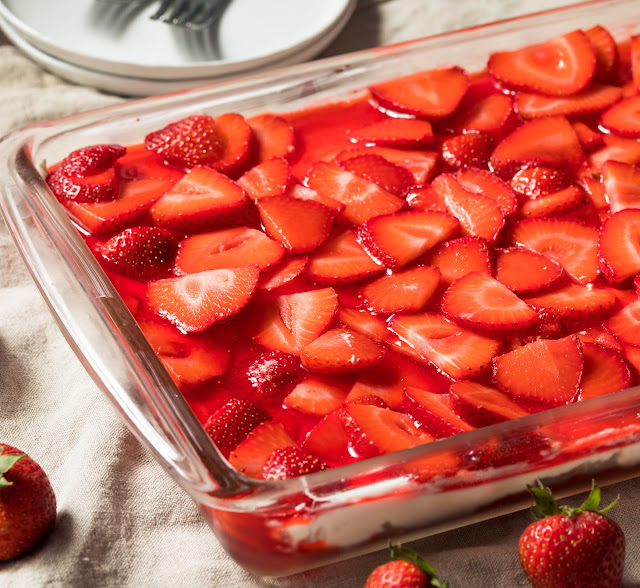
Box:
[2,0,640,576]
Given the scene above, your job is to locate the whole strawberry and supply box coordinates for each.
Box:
[0,444,57,561]
[518,480,625,588]
[364,543,448,588]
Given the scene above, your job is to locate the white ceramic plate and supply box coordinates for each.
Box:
[0,0,355,80]
[0,2,356,96]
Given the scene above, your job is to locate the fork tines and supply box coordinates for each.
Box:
[150,0,228,30]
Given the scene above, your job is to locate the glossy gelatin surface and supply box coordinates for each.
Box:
[44,21,640,485]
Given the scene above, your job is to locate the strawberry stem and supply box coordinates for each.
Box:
[390,543,449,588]
[527,479,619,520]
[0,453,24,488]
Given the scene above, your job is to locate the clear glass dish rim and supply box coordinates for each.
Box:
[0,0,639,515]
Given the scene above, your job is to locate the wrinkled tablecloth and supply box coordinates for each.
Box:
[3,1,640,586]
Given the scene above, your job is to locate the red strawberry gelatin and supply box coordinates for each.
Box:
[45,19,640,478]
[20,3,640,575]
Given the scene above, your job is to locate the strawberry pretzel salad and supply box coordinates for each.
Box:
[43,23,640,481]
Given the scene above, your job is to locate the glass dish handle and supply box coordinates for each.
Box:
[0,144,248,498]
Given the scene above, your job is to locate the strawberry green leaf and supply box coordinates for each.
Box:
[528,480,562,519]
[390,543,449,588]
[0,453,25,488]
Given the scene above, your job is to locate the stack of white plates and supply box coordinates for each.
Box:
[0,0,356,96]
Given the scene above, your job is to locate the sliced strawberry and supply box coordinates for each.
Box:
[150,166,252,232]
[403,387,475,437]
[138,319,229,390]
[100,226,177,280]
[262,446,328,480]
[339,403,432,459]
[348,117,433,147]
[307,228,384,285]
[204,398,270,457]
[257,194,335,253]
[519,185,587,218]
[113,144,184,183]
[623,343,640,375]
[147,266,260,333]
[574,325,622,351]
[432,173,505,242]
[47,144,126,203]
[242,300,296,354]
[509,166,573,199]
[346,378,402,411]
[521,283,618,324]
[426,236,492,287]
[601,95,640,138]
[589,134,640,168]
[579,174,608,211]
[359,265,441,314]
[441,90,513,134]
[339,153,415,197]
[65,177,176,237]
[514,84,622,119]
[495,247,564,293]
[457,167,518,217]
[511,217,599,285]
[278,287,339,351]
[605,298,640,346]
[336,146,440,186]
[599,209,640,283]
[300,328,384,375]
[336,307,390,342]
[236,156,292,200]
[632,35,640,91]
[492,335,583,404]
[442,271,539,334]
[242,349,304,401]
[346,351,444,411]
[302,411,353,466]
[585,25,619,83]
[389,312,502,380]
[572,121,604,151]
[306,161,404,225]
[245,287,338,354]
[283,375,351,416]
[286,183,345,215]
[210,112,255,178]
[228,421,297,479]
[247,113,296,164]
[258,256,308,291]
[490,116,585,178]
[441,132,494,170]
[346,395,389,408]
[488,29,596,96]
[145,115,224,170]
[355,210,459,269]
[579,342,633,400]
[600,160,640,213]
[160,347,229,392]
[406,185,448,212]
[368,66,469,119]
[449,380,530,427]
[137,318,188,356]
[175,227,284,274]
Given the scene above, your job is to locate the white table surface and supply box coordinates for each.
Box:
[2,1,640,587]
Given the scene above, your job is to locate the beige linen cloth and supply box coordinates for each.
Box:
[2,1,640,586]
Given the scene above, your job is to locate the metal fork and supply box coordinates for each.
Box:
[150,0,230,30]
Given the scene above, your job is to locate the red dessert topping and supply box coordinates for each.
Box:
[47,23,640,479]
